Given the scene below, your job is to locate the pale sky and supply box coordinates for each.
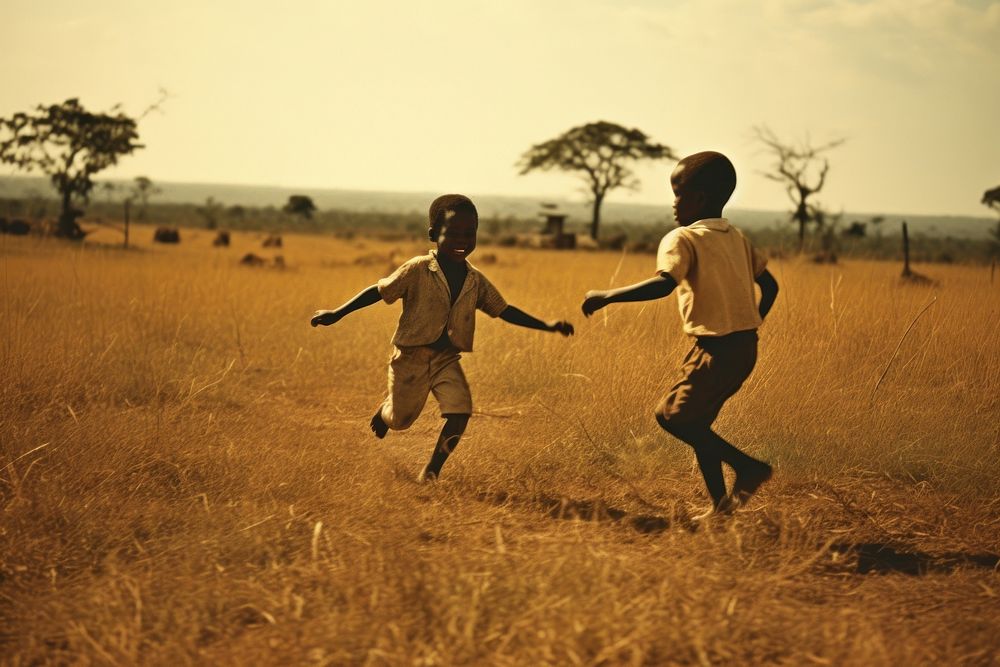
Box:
[3,0,998,216]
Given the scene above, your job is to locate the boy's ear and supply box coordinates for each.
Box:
[428,226,437,242]
[695,191,709,210]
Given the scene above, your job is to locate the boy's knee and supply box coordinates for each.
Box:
[654,400,681,433]
[654,405,700,439]
[443,413,470,431]
[656,412,691,437]
[383,407,418,431]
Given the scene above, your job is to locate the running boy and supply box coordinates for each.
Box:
[580,152,779,517]
[312,194,574,481]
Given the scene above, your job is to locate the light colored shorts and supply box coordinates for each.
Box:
[379,345,472,430]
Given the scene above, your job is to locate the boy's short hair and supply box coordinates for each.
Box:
[429,194,478,241]
[680,152,737,208]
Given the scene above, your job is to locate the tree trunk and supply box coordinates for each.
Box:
[123,198,131,249]
[590,194,603,241]
[795,197,808,253]
[901,221,911,277]
[57,187,84,240]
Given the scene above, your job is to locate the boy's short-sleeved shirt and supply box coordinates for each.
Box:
[376,250,508,352]
[656,218,767,337]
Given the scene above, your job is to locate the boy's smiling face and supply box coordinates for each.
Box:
[436,210,478,262]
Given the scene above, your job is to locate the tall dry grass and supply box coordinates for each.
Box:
[1,225,998,665]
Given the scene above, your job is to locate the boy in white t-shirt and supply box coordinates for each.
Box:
[581,151,779,517]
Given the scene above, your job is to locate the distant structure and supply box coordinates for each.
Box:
[537,202,576,250]
[1,218,30,235]
[153,227,180,244]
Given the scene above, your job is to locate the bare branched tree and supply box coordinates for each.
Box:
[754,126,845,252]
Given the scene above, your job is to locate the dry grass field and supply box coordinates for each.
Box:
[2,224,999,665]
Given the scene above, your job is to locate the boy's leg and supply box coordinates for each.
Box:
[662,421,771,505]
[419,349,473,481]
[370,410,389,438]
[419,414,470,481]
[375,347,432,437]
[656,332,769,508]
[693,445,726,508]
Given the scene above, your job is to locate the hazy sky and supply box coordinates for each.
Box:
[3,0,998,216]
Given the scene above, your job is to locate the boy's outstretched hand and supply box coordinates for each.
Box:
[548,320,575,337]
[581,290,609,317]
[311,309,343,327]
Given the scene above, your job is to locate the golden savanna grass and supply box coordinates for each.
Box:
[2,225,999,665]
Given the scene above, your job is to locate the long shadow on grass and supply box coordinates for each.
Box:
[830,542,1000,576]
[476,491,695,534]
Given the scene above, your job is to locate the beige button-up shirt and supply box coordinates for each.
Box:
[377,250,508,352]
[656,218,768,337]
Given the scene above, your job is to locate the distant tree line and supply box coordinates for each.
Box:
[2,98,994,260]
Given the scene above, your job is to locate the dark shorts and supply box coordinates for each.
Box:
[656,329,758,429]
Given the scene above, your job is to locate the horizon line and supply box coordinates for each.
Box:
[1,173,995,222]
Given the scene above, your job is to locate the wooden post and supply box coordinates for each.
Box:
[123,198,131,249]
[901,220,910,277]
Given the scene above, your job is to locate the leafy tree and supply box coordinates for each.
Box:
[197,196,224,230]
[130,175,160,221]
[983,185,1000,214]
[0,98,143,239]
[755,126,845,253]
[517,121,676,240]
[283,194,316,220]
[100,181,118,207]
[843,221,867,237]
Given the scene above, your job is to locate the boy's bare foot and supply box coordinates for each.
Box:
[416,465,438,483]
[691,495,738,522]
[370,410,389,439]
[732,462,773,504]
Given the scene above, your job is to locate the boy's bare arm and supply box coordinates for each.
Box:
[311,285,381,326]
[581,274,677,317]
[499,305,574,337]
[754,269,779,320]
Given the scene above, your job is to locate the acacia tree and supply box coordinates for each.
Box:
[518,121,676,240]
[983,185,1000,215]
[755,126,845,253]
[0,98,143,239]
[283,194,316,220]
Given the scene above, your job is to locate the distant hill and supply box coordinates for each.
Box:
[1,175,995,240]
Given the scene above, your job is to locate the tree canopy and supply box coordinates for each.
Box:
[130,176,161,221]
[982,185,1000,214]
[283,194,317,220]
[0,98,143,239]
[518,121,675,240]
